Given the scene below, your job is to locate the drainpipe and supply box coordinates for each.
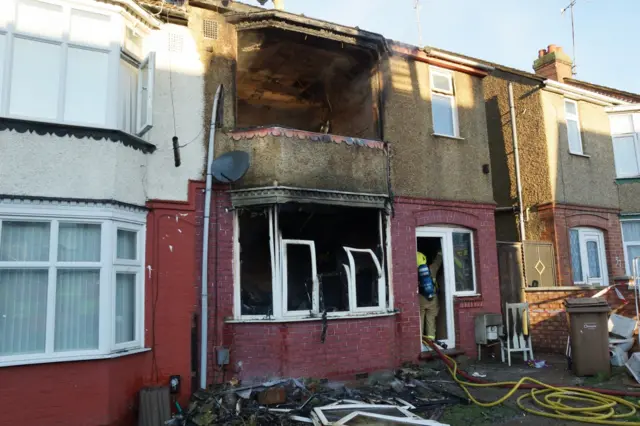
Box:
[508,82,527,302]
[200,85,223,390]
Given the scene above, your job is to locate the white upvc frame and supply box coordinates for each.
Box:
[564,98,584,155]
[570,227,608,286]
[621,220,640,276]
[0,202,146,366]
[430,65,459,138]
[233,206,391,321]
[343,247,385,313]
[281,239,318,317]
[610,113,640,178]
[136,50,155,136]
[0,0,155,136]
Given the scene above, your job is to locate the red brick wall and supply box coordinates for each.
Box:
[526,282,636,353]
[201,194,501,382]
[0,182,204,426]
[538,203,624,286]
[391,197,502,357]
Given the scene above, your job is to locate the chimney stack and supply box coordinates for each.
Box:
[533,44,573,82]
[273,0,284,10]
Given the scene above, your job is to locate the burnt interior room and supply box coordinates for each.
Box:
[236,28,380,139]
[238,204,386,316]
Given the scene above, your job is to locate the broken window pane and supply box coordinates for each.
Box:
[239,210,272,316]
[285,244,313,312]
[352,251,379,308]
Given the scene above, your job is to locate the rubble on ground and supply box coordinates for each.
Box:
[166,365,461,425]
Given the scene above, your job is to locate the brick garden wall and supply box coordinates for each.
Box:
[526,282,636,353]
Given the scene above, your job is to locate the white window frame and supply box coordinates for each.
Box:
[570,227,608,286]
[233,207,391,320]
[344,247,385,313]
[564,99,584,155]
[610,113,640,178]
[430,66,459,138]
[0,0,154,136]
[0,202,146,366]
[281,239,318,317]
[621,220,640,277]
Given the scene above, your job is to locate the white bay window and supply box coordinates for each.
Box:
[0,0,155,135]
[610,113,640,178]
[0,204,145,365]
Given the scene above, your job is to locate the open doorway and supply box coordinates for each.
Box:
[416,228,457,350]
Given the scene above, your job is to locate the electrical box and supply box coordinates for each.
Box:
[216,347,230,365]
[475,313,503,345]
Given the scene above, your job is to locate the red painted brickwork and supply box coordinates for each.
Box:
[392,197,502,358]
[538,203,625,286]
[0,181,204,426]
[199,193,502,382]
[526,281,635,353]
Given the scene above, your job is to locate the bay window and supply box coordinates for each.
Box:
[235,205,390,320]
[0,204,145,365]
[0,0,155,135]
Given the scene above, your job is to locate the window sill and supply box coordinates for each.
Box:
[432,133,465,141]
[616,177,640,184]
[568,151,590,158]
[525,285,605,292]
[226,310,398,324]
[0,116,156,154]
[454,293,481,298]
[0,347,150,368]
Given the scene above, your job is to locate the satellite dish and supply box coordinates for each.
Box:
[211,151,250,183]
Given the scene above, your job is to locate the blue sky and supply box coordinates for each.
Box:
[279,0,640,93]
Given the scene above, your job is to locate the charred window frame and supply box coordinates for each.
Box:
[233,205,391,320]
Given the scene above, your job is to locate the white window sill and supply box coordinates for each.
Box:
[0,347,150,368]
[226,310,398,324]
[454,293,481,298]
[432,133,465,141]
[569,151,591,158]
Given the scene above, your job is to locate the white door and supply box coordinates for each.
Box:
[582,231,607,286]
[416,229,455,349]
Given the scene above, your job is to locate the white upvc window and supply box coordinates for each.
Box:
[622,220,640,276]
[564,99,584,155]
[569,227,608,286]
[0,204,145,366]
[0,0,155,136]
[430,66,459,138]
[610,113,640,178]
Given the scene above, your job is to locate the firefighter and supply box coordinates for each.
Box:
[417,250,443,343]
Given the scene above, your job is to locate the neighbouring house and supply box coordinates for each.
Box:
[483,44,640,353]
[0,0,207,424]
[0,0,503,425]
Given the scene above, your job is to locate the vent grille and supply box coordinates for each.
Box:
[168,32,184,53]
[203,19,218,40]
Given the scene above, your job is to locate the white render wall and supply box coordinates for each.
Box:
[0,22,205,205]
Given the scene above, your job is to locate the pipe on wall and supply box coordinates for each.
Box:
[200,85,223,390]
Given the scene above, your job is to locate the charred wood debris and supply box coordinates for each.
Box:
[166,363,464,425]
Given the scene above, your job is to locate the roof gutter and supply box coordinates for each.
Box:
[605,104,640,114]
[98,0,163,28]
[424,48,495,73]
[543,79,629,107]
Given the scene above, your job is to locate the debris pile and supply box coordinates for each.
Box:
[167,366,461,425]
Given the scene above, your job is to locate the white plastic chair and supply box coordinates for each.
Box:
[501,302,534,366]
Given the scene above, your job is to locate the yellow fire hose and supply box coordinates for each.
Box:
[424,337,640,425]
